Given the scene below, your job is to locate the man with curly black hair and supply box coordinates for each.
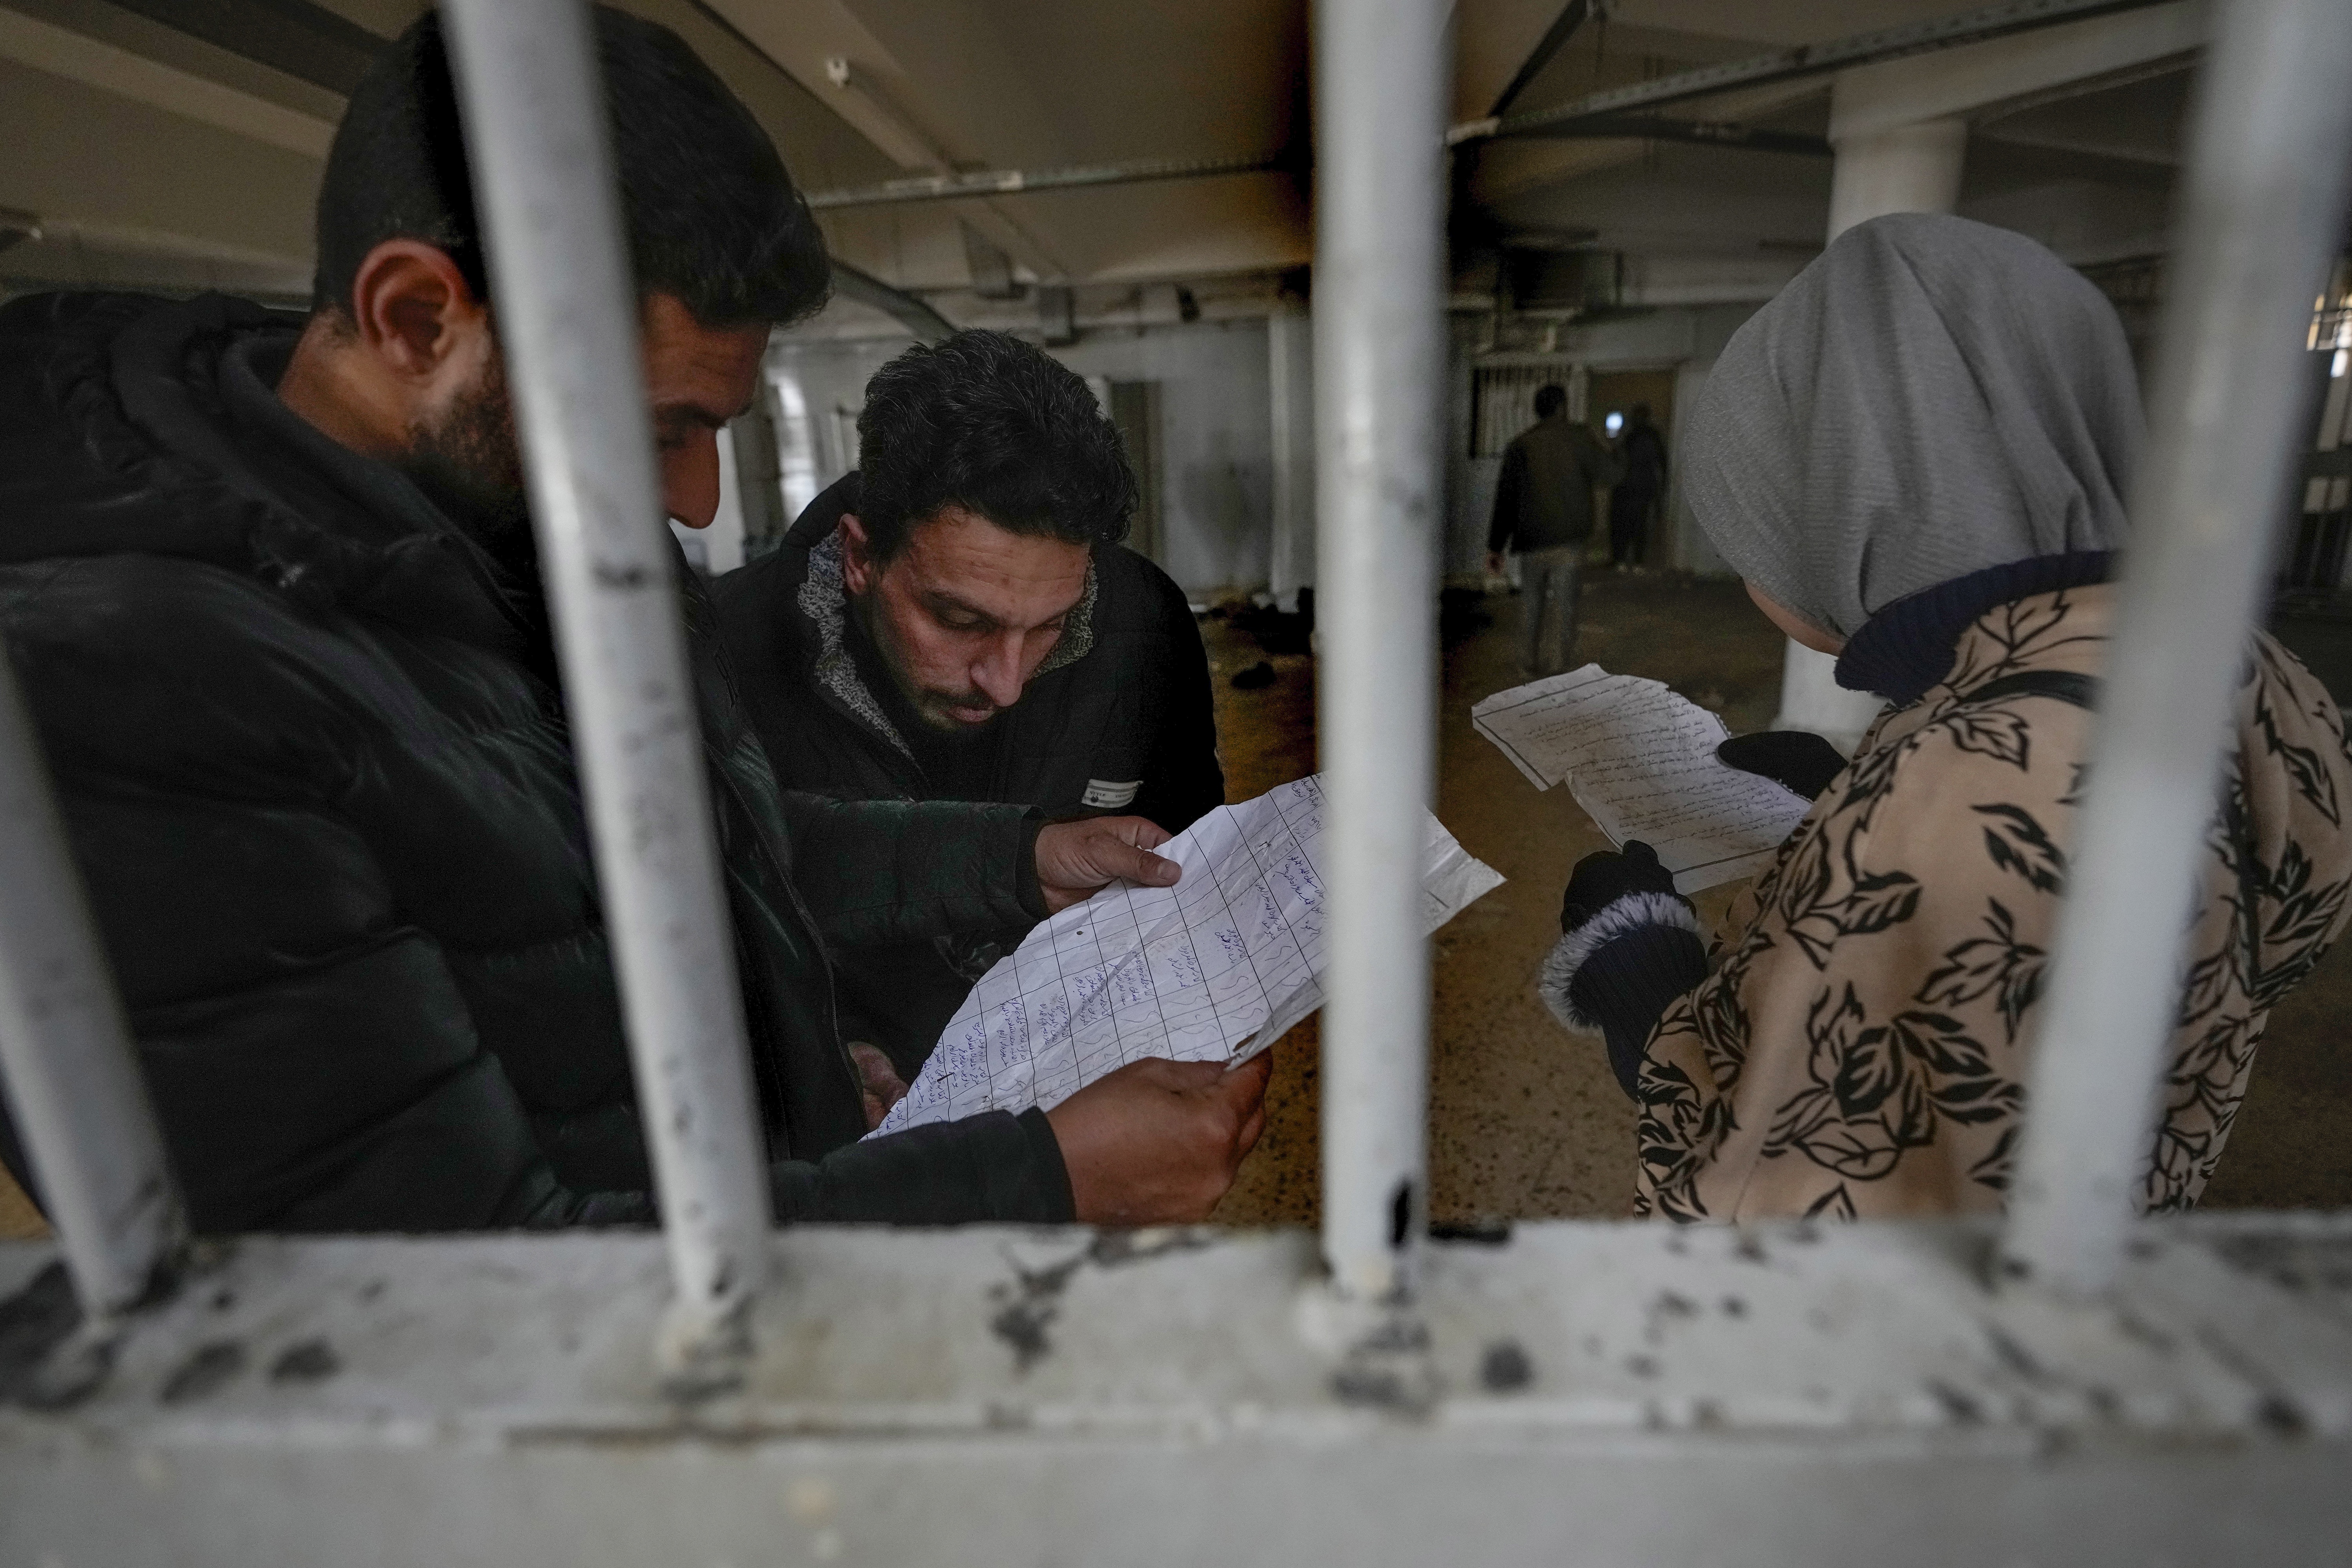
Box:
[717,330,1224,1089]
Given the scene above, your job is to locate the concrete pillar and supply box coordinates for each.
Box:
[1268,304,1316,613]
[1771,102,1968,749]
[1824,119,1967,243]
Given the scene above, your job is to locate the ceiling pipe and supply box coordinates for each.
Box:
[805,151,1286,211]
[1448,0,2181,145]
[1517,115,1832,156]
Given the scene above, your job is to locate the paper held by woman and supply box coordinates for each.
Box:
[1471,665,1811,894]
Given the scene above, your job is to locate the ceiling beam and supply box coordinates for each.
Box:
[0,5,334,157]
[1449,0,2183,146]
[1488,0,1592,120]
[98,0,387,96]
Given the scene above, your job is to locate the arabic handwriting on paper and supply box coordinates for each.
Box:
[1469,666,1811,894]
[874,775,1503,1135]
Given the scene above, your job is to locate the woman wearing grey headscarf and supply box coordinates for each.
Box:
[1538,213,2352,1221]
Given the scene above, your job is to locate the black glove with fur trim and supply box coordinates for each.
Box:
[1540,841,1708,1098]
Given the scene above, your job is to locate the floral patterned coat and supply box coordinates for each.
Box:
[1637,584,2352,1221]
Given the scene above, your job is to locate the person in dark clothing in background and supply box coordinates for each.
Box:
[1608,402,1668,569]
[1486,383,1623,675]
[717,331,1225,1092]
[0,9,1267,1238]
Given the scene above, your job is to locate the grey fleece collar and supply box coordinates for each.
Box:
[796,530,1098,762]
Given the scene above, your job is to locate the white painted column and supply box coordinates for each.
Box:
[1268,305,1316,613]
[1770,98,1967,748]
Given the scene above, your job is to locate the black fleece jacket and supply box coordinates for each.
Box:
[714,473,1224,1074]
[0,292,1071,1232]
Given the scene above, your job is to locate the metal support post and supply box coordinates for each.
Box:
[0,663,182,1317]
[2002,0,2352,1296]
[1314,0,1448,1304]
[440,0,772,1373]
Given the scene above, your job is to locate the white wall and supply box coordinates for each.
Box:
[1051,319,1273,595]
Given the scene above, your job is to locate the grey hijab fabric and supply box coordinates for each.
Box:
[1682,212,2143,639]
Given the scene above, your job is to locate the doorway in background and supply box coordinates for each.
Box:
[1586,367,1677,568]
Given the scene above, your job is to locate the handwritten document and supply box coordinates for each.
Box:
[1470,666,1811,893]
[873,775,1503,1134]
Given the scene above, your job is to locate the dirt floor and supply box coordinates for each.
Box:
[1211,566,2352,1225]
[4,568,2344,1242]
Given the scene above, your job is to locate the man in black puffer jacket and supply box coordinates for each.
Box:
[0,9,1268,1234]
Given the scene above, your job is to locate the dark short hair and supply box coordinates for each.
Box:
[313,6,828,328]
[855,330,1136,563]
[1534,384,1567,418]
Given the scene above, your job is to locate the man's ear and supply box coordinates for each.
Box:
[345,240,488,383]
[838,512,878,595]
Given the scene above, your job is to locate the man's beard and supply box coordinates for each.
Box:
[853,595,1002,739]
[399,354,532,551]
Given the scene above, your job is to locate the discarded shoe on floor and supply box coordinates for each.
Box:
[1231,660,1276,690]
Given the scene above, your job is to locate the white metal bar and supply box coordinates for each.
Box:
[0,664,182,1316]
[1313,0,1448,1303]
[438,0,771,1372]
[2002,0,2352,1296]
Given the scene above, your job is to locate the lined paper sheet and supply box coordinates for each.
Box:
[872,775,1503,1135]
[1471,666,1811,893]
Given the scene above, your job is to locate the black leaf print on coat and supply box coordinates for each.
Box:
[1916,900,2045,1041]
[1784,867,1923,970]
[1942,707,2031,770]
[2261,840,2352,970]
[1693,936,1759,1088]
[1804,1184,1859,1220]
[1966,1123,2020,1194]
[1887,1010,2024,1126]
[1764,985,1934,1181]
[2255,690,2342,828]
[1637,1057,1735,1221]
[1974,803,2066,893]
[2176,945,2238,1029]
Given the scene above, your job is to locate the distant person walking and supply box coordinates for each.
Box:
[1608,402,1668,569]
[1486,383,1623,675]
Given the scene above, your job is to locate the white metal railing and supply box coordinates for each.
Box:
[1312,0,1450,1305]
[2001,0,2352,1294]
[439,0,773,1378]
[0,655,180,1318]
[0,0,2345,1393]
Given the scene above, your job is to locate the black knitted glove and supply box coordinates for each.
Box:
[1716,731,1846,802]
[1541,840,1706,1099]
